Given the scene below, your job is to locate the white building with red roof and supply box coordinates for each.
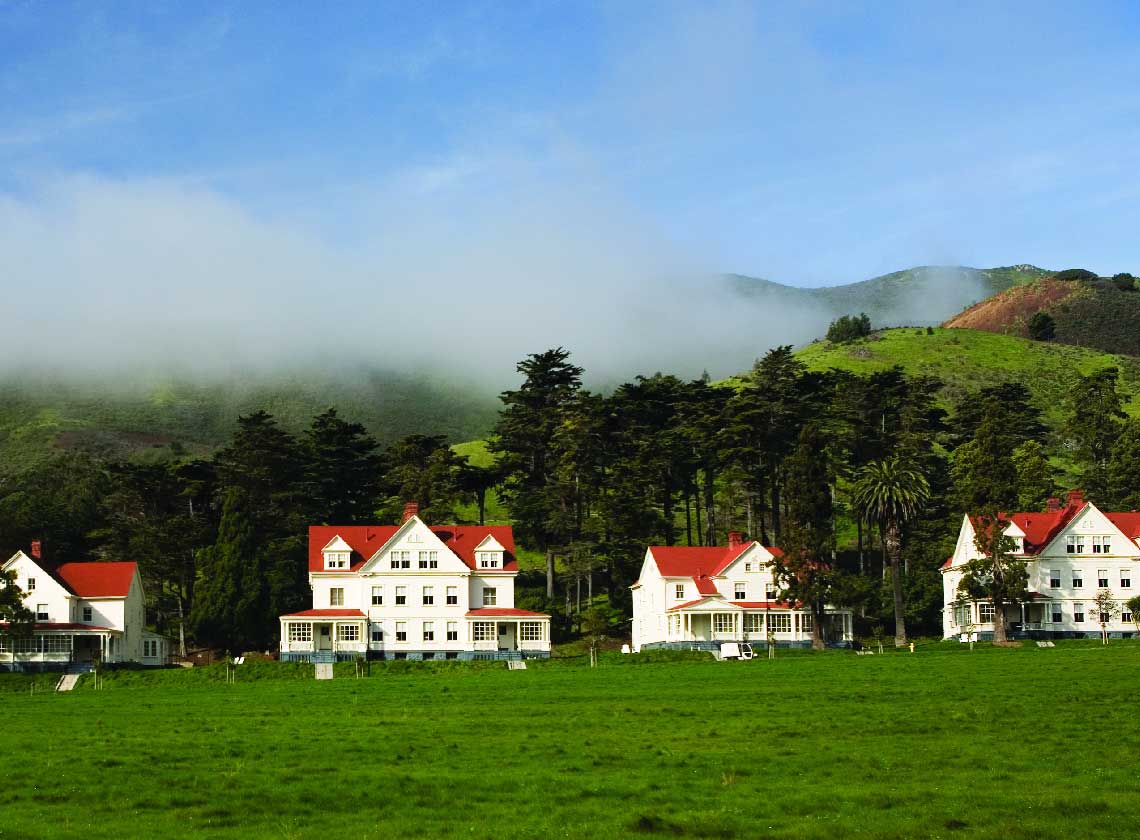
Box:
[2,543,168,670]
[630,531,853,653]
[942,490,1140,639]
[278,504,550,662]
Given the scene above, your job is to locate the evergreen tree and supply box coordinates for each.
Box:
[191,489,262,649]
[772,425,837,650]
[491,348,584,597]
[378,434,465,522]
[1064,368,1127,501]
[949,383,1046,451]
[1027,312,1056,341]
[950,413,1019,514]
[852,457,930,646]
[1105,419,1140,510]
[303,408,383,524]
[1012,441,1054,512]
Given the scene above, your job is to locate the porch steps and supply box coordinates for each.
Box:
[56,674,82,692]
[314,663,334,680]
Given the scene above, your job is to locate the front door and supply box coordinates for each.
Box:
[690,614,712,641]
[318,625,332,651]
[497,622,515,651]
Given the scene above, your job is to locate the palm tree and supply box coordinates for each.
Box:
[852,458,930,647]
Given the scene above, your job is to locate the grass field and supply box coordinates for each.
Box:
[3,642,1139,839]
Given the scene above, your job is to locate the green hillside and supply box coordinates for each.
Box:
[795,327,1140,429]
[728,264,1049,327]
[0,369,499,475]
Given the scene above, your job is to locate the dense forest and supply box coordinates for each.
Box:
[3,343,1140,652]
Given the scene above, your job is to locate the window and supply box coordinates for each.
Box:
[478,552,500,569]
[668,614,682,635]
[1049,570,1061,589]
[954,603,971,626]
[1051,604,1063,624]
[713,613,735,633]
[423,621,435,642]
[38,635,70,653]
[27,577,35,591]
[801,613,814,633]
[1071,570,1083,588]
[418,551,438,569]
[390,550,411,570]
[395,586,407,606]
[1066,536,1085,554]
[744,562,752,572]
[288,623,312,642]
[446,621,458,641]
[734,582,746,600]
[325,551,348,570]
[1092,536,1112,554]
[143,639,159,657]
[979,603,995,622]
[765,585,778,600]
[473,621,496,641]
[520,622,543,642]
[371,586,383,606]
[35,604,48,620]
[422,586,434,606]
[1098,570,1109,588]
[768,614,791,633]
[339,624,359,642]
[395,622,407,642]
[744,614,763,633]
[1121,568,1132,589]
[1123,603,1134,624]
[329,588,344,607]
[446,586,458,606]
[82,606,93,622]
[482,587,497,607]
[371,627,384,643]
[1074,603,1085,623]
[674,584,685,599]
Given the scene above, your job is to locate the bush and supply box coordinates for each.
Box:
[1053,268,1098,283]
[1112,273,1137,292]
[827,313,872,343]
[1028,312,1056,341]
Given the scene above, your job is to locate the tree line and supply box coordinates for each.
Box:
[3,346,1140,652]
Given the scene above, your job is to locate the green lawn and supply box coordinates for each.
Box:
[3,642,1139,839]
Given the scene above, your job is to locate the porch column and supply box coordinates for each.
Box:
[332,622,339,653]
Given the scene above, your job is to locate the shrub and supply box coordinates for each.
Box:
[1111,273,1137,292]
[1053,268,1098,283]
[827,313,872,343]
[1028,312,1056,341]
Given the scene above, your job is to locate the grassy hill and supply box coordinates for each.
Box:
[0,369,499,475]
[796,327,1140,431]
[728,264,1049,328]
[944,273,1140,356]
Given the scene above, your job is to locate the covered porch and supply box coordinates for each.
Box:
[0,624,124,669]
[466,608,551,655]
[666,599,853,645]
[279,609,368,660]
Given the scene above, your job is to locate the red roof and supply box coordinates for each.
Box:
[694,574,719,595]
[465,608,549,617]
[1106,512,1140,540]
[650,542,782,601]
[941,556,953,570]
[54,563,136,598]
[282,609,366,618]
[307,524,517,574]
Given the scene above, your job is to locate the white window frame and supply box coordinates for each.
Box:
[35,604,48,621]
[1049,569,1061,589]
[1067,536,1085,554]
[1092,536,1112,555]
[478,552,500,569]
[744,614,763,633]
[674,584,685,599]
[1097,570,1109,588]
[395,621,407,642]
[395,586,407,606]
[390,550,411,570]
[769,613,791,633]
[1071,569,1083,588]
[325,551,348,570]
[423,621,435,642]
[338,624,359,642]
[979,603,995,623]
[371,626,384,643]
[472,621,495,641]
[482,587,497,607]
[519,622,543,642]
[371,586,383,606]
[446,586,458,606]
[1050,603,1063,624]
[418,551,438,569]
[27,577,35,591]
[713,613,734,634]
[82,606,93,622]
[329,588,344,607]
[734,582,746,600]
[422,586,434,606]
[1121,568,1133,589]
[288,623,313,643]
[1074,603,1085,623]
[446,621,458,641]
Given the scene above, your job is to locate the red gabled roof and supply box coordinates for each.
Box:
[1106,512,1140,540]
[465,608,549,617]
[961,491,1140,557]
[649,542,782,578]
[307,524,517,574]
[282,609,367,618]
[54,563,136,598]
[693,574,719,595]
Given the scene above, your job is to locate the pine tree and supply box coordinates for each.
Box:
[1012,441,1054,512]
[303,408,382,524]
[191,489,261,649]
[950,412,1019,514]
[1105,418,1140,510]
[1064,368,1127,500]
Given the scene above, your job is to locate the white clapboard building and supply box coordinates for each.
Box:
[278,504,551,662]
[2,543,168,670]
[630,531,854,652]
[942,490,1140,639]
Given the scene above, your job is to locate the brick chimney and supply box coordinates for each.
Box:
[402,502,420,522]
[30,540,42,560]
[1067,489,1085,509]
[727,531,743,549]
[1045,497,1062,512]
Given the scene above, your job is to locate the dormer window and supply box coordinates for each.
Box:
[324,551,349,570]
[477,552,500,569]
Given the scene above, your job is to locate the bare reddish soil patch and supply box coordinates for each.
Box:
[944,278,1076,334]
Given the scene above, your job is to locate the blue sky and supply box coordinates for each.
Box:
[3,1,1140,376]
